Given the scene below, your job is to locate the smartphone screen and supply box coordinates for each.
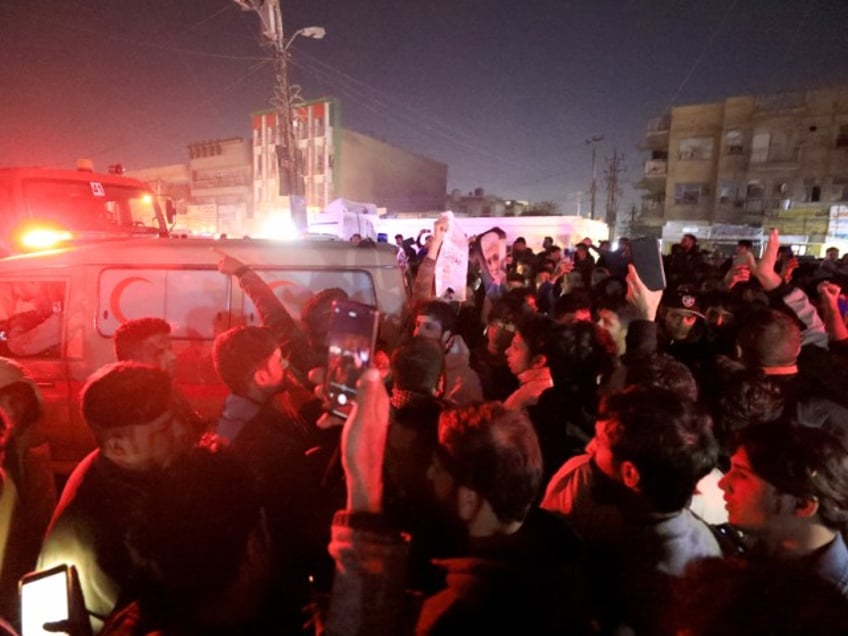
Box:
[324,300,380,417]
[630,237,667,291]
[20,565,71,636]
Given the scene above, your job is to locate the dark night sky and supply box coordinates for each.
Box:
[2,0,847,214]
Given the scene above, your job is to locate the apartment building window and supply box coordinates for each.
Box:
[719,181,740,205]
[746,181,765,199]
[832,177,848,202]
[678,137,714,160]
[803,179,821,203]
[751,131,770,164]
[725,131,744,155]
[837,125,848,148]
[674,183,708,205]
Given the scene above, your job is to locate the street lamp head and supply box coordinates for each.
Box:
[299,26,326,40]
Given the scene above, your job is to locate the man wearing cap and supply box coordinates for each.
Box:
[659,286,711,374]
[37,362,192,634]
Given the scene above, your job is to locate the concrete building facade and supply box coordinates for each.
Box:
[252,97,447,233]
[186,138,252,236]
[636,85,848,250]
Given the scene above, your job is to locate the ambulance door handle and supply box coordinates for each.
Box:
[36,381,56,388]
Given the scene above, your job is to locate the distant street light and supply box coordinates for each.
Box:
[287,26,326,49]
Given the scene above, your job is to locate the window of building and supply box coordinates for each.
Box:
[674,183,708,205]
[802,179,821,203]
[719,181,740,205]
[725,130,744,155]
[678,137,714,160]
[751,131,770,164]
[837,124,848,148]
[832,177,848,202]
[746,181,765,199]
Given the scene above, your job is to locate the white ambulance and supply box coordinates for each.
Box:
[0,236,409,475]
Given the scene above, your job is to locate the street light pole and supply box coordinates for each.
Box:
[235,0,324,231]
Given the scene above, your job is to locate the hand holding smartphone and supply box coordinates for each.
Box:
[20,564,89,636]
[630,237,667,291]
[323,300,380,418]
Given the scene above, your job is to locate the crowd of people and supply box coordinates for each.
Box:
[0,223,847,635]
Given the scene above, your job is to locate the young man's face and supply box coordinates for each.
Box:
[505,332,532,376]
[597,309,626,354]
[662,309,698,341]
[413,314,444,341]
[718,447,792,534]
[138,333,176,374]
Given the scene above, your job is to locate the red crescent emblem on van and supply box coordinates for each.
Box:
[110,276,152,324]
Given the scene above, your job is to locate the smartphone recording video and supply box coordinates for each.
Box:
[324,300,380,418]
[630,236,667,291]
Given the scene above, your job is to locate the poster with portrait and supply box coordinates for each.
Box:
[475,226,507,287]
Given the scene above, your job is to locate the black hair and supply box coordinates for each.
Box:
[114,317,171,361]
[601,387,718,513]
[438,402,542,524]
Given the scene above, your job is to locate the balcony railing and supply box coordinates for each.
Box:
[644,159,667,177]
[192,174,250,189]
[645,115,671,133]
[743,197,782,213]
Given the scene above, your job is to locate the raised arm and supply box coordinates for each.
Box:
[752,229,828,350]
[325,368,410,635]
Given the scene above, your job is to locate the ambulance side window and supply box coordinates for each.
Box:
[0,280,66,358]
[242,269,377,327]
[97,268,230,339]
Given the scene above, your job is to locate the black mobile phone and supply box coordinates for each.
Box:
[20,565,73,636]
[630,236,667,291]
[324,300,380,418]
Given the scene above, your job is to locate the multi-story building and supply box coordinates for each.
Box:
[186,138,252,236]
[636,85,848,251]
[252,97,447,233]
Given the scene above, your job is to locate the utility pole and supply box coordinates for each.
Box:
[235,1,324,232]
[604,149,624,239]
[586,135,604,220]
